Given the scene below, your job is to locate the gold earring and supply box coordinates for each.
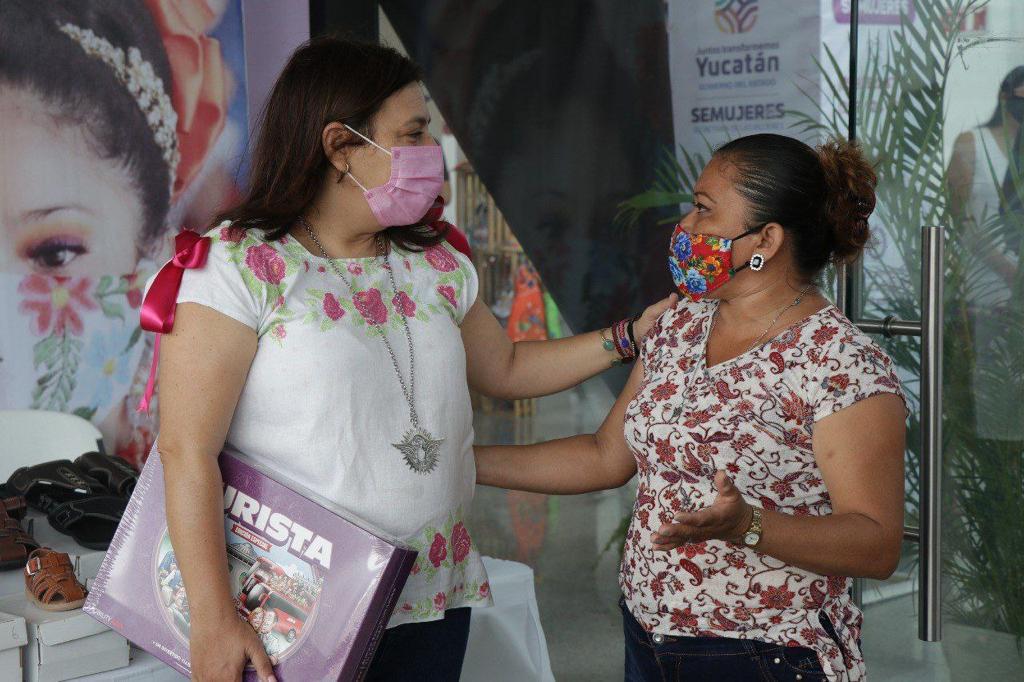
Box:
[335,161,351,184]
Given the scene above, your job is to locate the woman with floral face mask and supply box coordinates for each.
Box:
[151,35,672,682]
[0,0,231,464]
[477,134,908,682]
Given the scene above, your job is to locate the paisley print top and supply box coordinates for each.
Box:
[620,300,905,681]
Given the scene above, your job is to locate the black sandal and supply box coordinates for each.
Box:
[47,496,128,551]
[6,460,106,515]
[74,452,139,497]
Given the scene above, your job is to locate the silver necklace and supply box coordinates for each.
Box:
[712,283,813,355]
[300,217,444,474]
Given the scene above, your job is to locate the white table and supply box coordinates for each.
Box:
[1,526,553,682]
[464,557,555,682]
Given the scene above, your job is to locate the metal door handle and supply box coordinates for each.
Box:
[919,224,945,642]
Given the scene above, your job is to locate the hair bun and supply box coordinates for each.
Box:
[817,138,877,264]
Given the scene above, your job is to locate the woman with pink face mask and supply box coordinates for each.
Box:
[152,36,673,682]
[477,134,908,682]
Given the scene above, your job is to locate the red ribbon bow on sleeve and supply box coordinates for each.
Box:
[136,230,212,413]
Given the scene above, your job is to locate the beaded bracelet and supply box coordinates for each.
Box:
[614,318,635,364]
[626,314,640,357]
[602,316,641,366]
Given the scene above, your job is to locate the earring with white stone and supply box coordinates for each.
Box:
[749,253,766,271]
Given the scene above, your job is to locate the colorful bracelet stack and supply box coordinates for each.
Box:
[602,314,642,366]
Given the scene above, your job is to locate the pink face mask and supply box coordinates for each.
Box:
[344,124,444,227]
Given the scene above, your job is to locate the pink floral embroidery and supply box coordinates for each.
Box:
[392,291,417,317]
[347,263,363,275]
[450,522,471,564]
[220,224,246,243]
[433,592,447,611]
[353,289,388,325]
[323,293,345,321]
[424,245,458,272]
[272,324,286,340]
[437,285,457,309]
[18,275,97,336]
[245,243,286,284]
[479,581,490,598]
[428,532,447,567]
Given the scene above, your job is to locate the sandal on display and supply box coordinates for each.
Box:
[1,495,27,521]
[24,548,87,611]
[46,496,128,551]
[73,452,139,498]
[6,460,105,515]
[0,502,39,571]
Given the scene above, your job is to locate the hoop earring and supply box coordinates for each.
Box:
[749,253,766,271]
[335,161,351,184]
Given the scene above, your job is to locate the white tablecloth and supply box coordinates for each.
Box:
[464,556,555,681]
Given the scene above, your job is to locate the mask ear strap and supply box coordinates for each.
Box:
[731,222,769,274]
[344,124,391,155]
[346,169,369,193]
[735,222,769,241]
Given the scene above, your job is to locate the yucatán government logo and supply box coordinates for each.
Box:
[715,0,759,34]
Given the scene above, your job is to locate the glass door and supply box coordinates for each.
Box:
[842,1,1024,679]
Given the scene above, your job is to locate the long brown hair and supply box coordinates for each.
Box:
[214,36,446,251]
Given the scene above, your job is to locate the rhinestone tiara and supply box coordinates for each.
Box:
[58,23,180,191]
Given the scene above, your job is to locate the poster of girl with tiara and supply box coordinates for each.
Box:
[0,0,252,468]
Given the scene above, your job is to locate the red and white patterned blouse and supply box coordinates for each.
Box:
[620,300,904,681]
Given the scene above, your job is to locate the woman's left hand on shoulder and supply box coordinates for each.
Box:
[633,293,679,341]
[651,470,752,550]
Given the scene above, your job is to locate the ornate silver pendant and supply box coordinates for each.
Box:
[393,428,444,474]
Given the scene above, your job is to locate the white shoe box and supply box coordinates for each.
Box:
[0,609,28,680]
[0,595,128,682]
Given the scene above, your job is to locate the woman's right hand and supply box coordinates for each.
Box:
[634,293,679,341]
[190,612,278,682]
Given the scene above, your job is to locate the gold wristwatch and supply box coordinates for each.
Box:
[742,507,763,547]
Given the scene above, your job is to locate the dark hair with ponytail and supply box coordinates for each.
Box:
[214,36,446,251]
[714,133,877,279]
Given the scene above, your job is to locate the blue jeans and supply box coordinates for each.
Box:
[621,600,828,681]
[366,608,471,681]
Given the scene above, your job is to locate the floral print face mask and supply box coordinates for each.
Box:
[668,221,765,301]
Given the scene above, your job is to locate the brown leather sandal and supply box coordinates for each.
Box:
[0,502,39,571]
[24,548,87,611]
[1,496,27,521]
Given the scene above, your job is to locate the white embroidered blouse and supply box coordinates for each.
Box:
[169,224,493,626]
